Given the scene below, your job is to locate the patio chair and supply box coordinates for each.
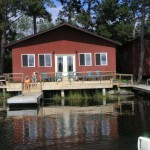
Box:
[41,72,50,82]
[68,72,76,81]
[56,72,63,82]
[86,71,95,81]
[95,71,102,80]
[76,72,84,81]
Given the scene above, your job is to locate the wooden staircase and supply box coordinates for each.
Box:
[22,82,42,94]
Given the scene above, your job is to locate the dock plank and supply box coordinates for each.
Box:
[7,92,43,104]
[133,84,150,94]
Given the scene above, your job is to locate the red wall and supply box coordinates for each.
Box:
[12,27,116,77]
[12,40,116,77]
[117,37,150,77]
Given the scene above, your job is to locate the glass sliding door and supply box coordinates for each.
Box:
[57,56,63,72]
[55,55,75,76]
[67,56,73,72]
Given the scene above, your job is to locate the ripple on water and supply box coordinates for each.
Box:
[0,100,150,150]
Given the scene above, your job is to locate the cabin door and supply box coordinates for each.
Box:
[55,55,76,76]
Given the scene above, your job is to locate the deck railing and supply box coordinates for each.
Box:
[2,72,133,86]
[3,73,24,83]
[115,73,133,86]
[38,71,116,82]
[3,73,24,91]
[38,71,133,86]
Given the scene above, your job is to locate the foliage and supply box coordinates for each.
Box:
[12,16,55,40]
[21,0,55,34]
[53,93,61,105]
[57,0,82,23]
[67,91,82,100]
[0,0,55,74]
[0,92,11,98]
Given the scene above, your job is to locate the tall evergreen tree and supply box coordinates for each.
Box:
[94,0,133,43]
[137,0,150,82]
[76,0,96,29]
[0,0,20,74]
[0,0,54,74]
[21,0,55,34]
[57,0,81,24]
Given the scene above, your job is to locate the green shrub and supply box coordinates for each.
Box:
[67,91,82,100]
[0,92,11,98]
[53,93,61,105]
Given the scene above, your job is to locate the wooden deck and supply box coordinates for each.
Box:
[133,84,150,94]
[1,79,133,92]
[0,72,133,92]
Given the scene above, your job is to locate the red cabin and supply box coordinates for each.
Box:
[6,23,120,78]
[117,35,150,78]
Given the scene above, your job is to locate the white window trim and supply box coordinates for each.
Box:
[95,52,108,66]
[38,53,52,67]
[21,54,35,67]
[79,53,92,66]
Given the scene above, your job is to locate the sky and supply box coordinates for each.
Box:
[46,1,62,22]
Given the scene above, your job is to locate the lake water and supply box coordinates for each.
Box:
[0,95,150,150]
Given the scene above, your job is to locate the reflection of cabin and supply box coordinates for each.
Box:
[117,35,150,78]
[115,100,134,115]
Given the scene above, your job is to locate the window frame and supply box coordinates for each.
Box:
[38,53,52,67]
[95,52,108,66]
[21,54,35,67]
[79,53,92,66]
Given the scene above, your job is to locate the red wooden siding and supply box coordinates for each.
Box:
[117,36,150,77]
[11,24,117,77]
[13,40,116,76]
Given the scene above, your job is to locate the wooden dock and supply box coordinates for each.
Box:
[7,92,43,105]
[133,84,150,94]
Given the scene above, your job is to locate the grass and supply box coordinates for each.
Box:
[49,89,134,106]
[52,93,61,105]
[51,90,109,106]
[0,92,11,98]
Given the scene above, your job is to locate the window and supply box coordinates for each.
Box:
[95,53,107,66]
[22,54,35,67]
[39,54,52,67]
[79,53,92,66]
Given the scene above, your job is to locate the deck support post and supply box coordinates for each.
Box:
[102,88,106,96]
[61,90,65,106]
[61,90,65,98]
[61,98,65,106]
[103,97,106,105]
[3,88,6,98]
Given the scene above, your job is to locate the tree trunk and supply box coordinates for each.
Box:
[0,31,6,75]
[137,2,145,83]
[68,0,73,23]
[33,15,37,34]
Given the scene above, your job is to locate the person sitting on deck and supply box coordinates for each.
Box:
[24,76,30,91]
[32,72,38,87]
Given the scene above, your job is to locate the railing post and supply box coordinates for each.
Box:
[131,74,133,85]
[119,74,121,83]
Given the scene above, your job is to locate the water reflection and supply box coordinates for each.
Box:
[0,96,150,150]
[7,107,38,117]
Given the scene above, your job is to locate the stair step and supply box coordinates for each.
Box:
[23,84,42,94]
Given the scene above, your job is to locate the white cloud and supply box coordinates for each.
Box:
[50,6,62,21]
[46,1,62,22]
